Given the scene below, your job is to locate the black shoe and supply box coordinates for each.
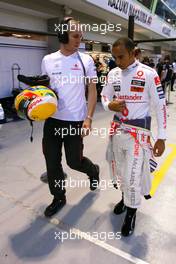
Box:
[40,172,67,184]
[144,194,152,200]
[44,197,66,217]
[89,164,100,191]
[40,172,48,183]
[121,207,137,237]
[114,199,126,215]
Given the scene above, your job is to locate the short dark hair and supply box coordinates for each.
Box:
[112,37,135,52]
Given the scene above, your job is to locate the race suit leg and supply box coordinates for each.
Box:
[111,133,126,192]
[113,132,144,209]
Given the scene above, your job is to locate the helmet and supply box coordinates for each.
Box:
[14,86,58,121]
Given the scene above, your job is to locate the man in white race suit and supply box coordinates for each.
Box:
[101,38,166,237]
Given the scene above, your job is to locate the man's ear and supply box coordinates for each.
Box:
[131,50,135,56]
[66,33,70,44]
[129,50,135,58]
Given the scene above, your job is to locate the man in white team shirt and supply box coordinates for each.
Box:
[42,18,99,217]
[101,38,166,236]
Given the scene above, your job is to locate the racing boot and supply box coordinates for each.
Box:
[121,207,137,237]
[44,196,66,217]
[113,193,126,215]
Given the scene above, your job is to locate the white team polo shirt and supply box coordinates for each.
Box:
[41,51,97,121]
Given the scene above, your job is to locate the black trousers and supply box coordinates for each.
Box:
[42,118,97,199]
[171,73,176,91]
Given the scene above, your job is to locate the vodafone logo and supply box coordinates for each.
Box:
[137,71,144,77]
[28,98,42,111]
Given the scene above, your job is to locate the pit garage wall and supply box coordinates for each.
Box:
[0,9,48,98]
[0,37,48,98]
[0,9,47,32]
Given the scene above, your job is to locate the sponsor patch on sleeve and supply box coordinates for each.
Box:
[157,86,165,99]
[154,76,161,86]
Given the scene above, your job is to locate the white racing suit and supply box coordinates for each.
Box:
[101,61,167,208]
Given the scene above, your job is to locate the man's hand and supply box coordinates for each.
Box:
[153,139,165,157]
[108,100,126,112]
[81,118,92,137]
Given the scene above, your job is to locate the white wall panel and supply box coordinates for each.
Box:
[0,37,48,98]
[0,9,47,31]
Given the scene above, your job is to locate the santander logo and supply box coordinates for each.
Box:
[28,98,42,111]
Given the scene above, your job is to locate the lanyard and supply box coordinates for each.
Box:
[77,52,87,89]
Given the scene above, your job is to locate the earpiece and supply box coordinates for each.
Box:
[57,17,73,44]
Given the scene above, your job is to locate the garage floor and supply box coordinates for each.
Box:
[0,93,176,264]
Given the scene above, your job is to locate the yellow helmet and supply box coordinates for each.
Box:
[14,86,58,121]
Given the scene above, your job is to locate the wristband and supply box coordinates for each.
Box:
[86,115,93,121]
